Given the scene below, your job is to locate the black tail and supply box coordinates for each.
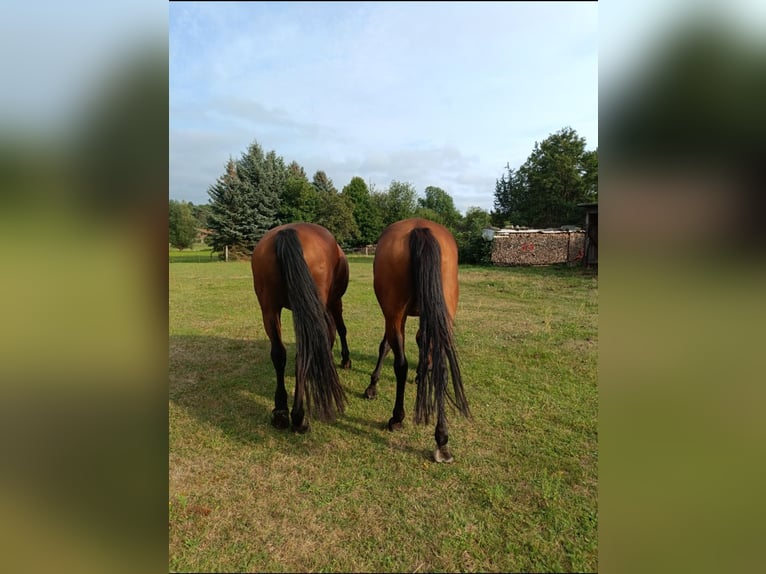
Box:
[274,229,346,421]
[410,228,470,425]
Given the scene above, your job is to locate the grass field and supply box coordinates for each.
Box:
[169,250,598,572]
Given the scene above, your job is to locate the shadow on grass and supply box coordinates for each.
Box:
[169,334,426,459]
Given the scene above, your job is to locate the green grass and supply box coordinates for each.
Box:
[169,255,597,572]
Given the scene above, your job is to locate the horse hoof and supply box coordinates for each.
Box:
[271,409,290,429]
[291,422,311,434]
[434,446,454,463]
[341,359,352,370]
[387,418,403,432]
[363,385,377,400]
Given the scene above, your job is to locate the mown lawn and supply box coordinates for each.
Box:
[169,255,597,572]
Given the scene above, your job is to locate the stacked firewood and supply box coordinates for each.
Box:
[491,231,585,266]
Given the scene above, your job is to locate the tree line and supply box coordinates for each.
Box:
[169,126,597,264]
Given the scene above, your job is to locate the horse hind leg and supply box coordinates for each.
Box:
[290,381,310,434]
[433,400,453,463]
[329,298,352,370]
[364,336,390,399]
[264,311,289,429]
[387,325,408,431]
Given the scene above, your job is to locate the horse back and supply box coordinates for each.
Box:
[374,218,459,319]
[252,222,345,310]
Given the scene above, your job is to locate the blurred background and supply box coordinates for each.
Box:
[0,1,167,573]
[1,0,765,572]
[600,0,766,572]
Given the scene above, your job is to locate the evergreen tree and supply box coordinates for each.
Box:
[235,143,283,235]
[190,203,211,229]
[491,165,526,227]
[312,170,338,195]
[206,158,247,252]
[206,140,287,256]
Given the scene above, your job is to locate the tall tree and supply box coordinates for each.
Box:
[206,140,287,256]
[417,186,461,229]
[304,169,358,243]
[314,192,359,246]
[169,199,198,250]
[236,143,284,232]
[280,161,318,223]
[206,158,247,252]
[341,176,383,246]
[377,180,417,228]
[492,165,526,227]
[492,127,598,228]
[455,206,492,264]
[312,170,337,195]
[190,203,211,229]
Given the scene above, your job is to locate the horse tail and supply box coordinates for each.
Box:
[274,228,346,421]
[410,228,470,425]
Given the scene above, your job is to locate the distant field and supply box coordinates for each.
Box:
[169,243,217,263]
[169,255,598,572]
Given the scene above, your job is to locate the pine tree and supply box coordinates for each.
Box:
[311,170,337,195]
[205,141,287,256]
[206,158,246,252]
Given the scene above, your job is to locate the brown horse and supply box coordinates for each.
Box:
[364,218,470,462]
[251,222,350,433]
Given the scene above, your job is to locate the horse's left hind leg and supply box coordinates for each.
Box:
[264,311,289,430]
[388,325,408,431]
[364,337,390,399]
[329,299,351,370]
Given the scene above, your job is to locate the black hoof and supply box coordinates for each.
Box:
[387,418,403,432]
[271,409,290,429]
[341,359,352,370]
[363,385,377,400]
[291,422,310,434]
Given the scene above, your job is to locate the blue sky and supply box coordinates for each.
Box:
[169,1,598,214]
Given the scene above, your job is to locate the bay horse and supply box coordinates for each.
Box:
[251,222,350,433]
[364,218,470,462]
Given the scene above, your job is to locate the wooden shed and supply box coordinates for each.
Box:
[578,203,598,268]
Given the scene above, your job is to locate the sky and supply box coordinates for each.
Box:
[169,1,598,215]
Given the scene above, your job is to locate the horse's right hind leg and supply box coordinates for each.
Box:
[264,311,289,429]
